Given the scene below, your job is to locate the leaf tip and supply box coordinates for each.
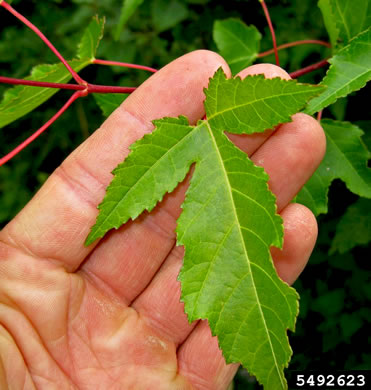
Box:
[84,231,98,247]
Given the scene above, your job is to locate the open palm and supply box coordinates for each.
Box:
[0,51,325,390]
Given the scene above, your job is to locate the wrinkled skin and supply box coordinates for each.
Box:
[0,51,325,390]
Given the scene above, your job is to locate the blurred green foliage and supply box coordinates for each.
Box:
[0,0,370,388]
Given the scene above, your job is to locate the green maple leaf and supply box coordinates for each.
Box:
[318,0,340,50]
[305,26,371,115]
[213,18,262,75]
[318,0,371,51]
[330,198,371,254]
[76,15,105,60]
[331,0,371,47]
[86,69,324,389]
[0,16,104,129]
[297,119,371,216]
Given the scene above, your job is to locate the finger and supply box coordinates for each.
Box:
[250,112,326,211]
[130,203,317,389]
[179,320,239,390]
[270,203,318,285]
[0,50,230,273]
[80,63,295,305]
[131,246,194,346]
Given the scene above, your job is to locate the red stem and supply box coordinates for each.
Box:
[0,1,85,85]
[87,84,136,94]
[0,76,86,91]
[258,39,331,58]
[0,91,84,167]
[317,110,323,121]
[289,58,329,78]
[0,76,136,94]
[93,59,157,73]
[259,0,279,66]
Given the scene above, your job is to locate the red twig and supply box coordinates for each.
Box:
[0,91,85,166]
[0,76,136,94]
[0,76,86,91]
[93,59,157,73]
[87,84,136,94]
[258,39,331,58]
[317,110,323,121]
[259,0,279,66]
[0,1,85,85]
[289,58,329,79]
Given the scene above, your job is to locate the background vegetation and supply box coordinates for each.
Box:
[0,0,370,388]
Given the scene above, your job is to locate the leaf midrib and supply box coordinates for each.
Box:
[204,121,285,389]
[335,0,351,41]
[208,88,317,121]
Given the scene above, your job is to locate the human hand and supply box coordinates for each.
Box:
[0,51,325,390]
